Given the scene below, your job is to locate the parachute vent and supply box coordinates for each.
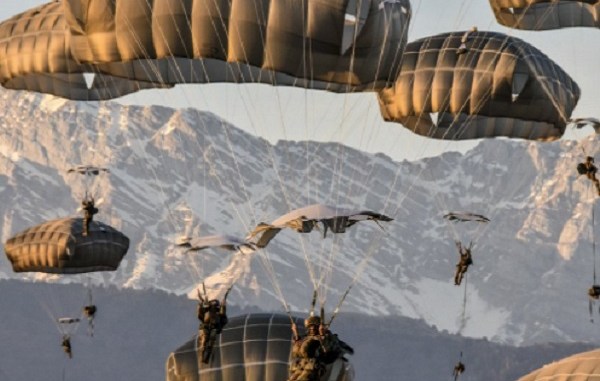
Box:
[82,72,95,90]
[430,112,440,126]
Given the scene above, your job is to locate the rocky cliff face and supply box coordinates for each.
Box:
[0,89,598,345]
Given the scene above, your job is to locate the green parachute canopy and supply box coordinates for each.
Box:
[377,30,580,141]
[4,218,129,274]
[166,313,354,381]
[489,0,600,30]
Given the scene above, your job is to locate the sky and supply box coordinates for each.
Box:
[1,0,598,162]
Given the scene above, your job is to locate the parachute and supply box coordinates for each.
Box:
[166,313,353,381]
[571,117,600,133]
[4,218,129,274]
[67,166,110,176]
[246,204,393,248]
[0,0,412,100]
[177,235,256,253]
[0,2,160,101]
[517,348,600,381]
[377,31,580,141]
[57,317,80,325]
[489,0,600,30]
[444,212,490,223]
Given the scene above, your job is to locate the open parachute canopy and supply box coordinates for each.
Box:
[4,218,129,274]
[443,212,490,223]
[0,2,160,100]
[0,0,411,100]
[177,234,256,253]
[57,317,80,325]
[489,0,600,30]
[166,313,353,381]
[67,166,110,176]
[377,30,580,141]
[517,348,600,381]
[247,204,393,248]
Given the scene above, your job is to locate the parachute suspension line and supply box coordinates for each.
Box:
[317,4,413,310]
[88,16,201,239]
[117,4,266,238]
[593,201,597,284]
[458,275,469,335]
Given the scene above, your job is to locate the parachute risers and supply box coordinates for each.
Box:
[166,313,354,381]
[4,218,129,274]
[377,31,580,141]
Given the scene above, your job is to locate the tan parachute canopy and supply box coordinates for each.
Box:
[53,0,411,95]
[166,313,353,381]
[517,348,600,381]
[4,218,129,274]
[0,2,163,100]
[377,30,581,141]
[489,0,600,30]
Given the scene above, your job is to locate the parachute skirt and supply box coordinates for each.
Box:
[166,313,354,381]
[4,218,129,274]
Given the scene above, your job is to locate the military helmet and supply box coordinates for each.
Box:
[304,315,321,327]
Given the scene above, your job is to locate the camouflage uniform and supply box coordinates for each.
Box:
[589,285,600,300]
[580,157,600,196]
[62,335,72,359]
[453,361,465,381]
[197,299,228,364]
[288,316,347,381]
[454,242,473,286]
[82,198,99,237]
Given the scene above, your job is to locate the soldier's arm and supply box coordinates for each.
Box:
[291,323,299,341]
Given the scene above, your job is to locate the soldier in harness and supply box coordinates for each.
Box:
[197,285,230,364]
[61,335,73,359]
[589,285,600,323]
[454,241,473,286]
[287,314,354,381]
[81,195,99,237]
[577,156,600,196]
[83,304,97,336]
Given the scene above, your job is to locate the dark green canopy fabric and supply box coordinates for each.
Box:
[4,217,129,274]
[58,0,411,94]
[489,0,600,30]
[377,31,580,140]
[0,2,163,100]
[166,313,353,381]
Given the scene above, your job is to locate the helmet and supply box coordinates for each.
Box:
[304,315,321,327]
[587,156,595,162]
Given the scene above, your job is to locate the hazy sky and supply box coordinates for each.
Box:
[2,0,598,161]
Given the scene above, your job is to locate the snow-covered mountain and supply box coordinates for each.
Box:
[0,88,598,346]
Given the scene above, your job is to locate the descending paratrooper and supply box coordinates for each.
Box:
[577,156,600,196]
[454,241,473,286]
[197,285,230,364]
[81,196,99,237]
[287,314,353,381]
[61,335,73,359]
